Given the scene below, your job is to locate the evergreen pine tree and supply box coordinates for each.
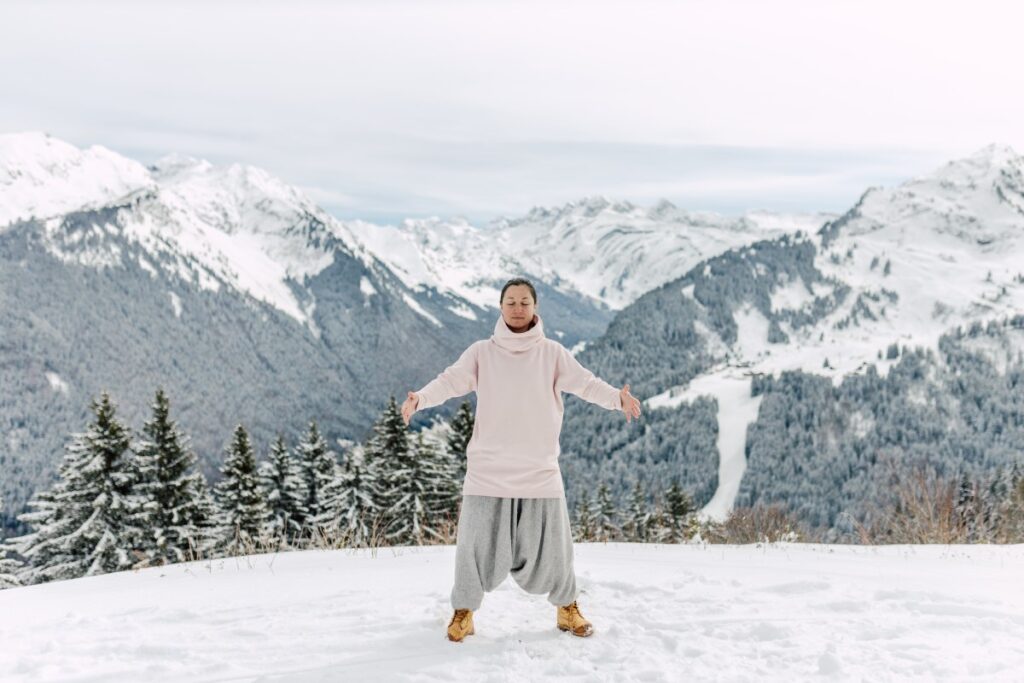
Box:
[188,470,218,559]
[364,397,414,539]
[213,424,269,554]
[130,388,209,566]
[992,463,1024,542]
[594,482,621,542]
[7,392,140,582]
[6,489,57,585]
[437,433,464,523]
[662,479,695,543]
[297,421,342,534]
[648,493,671,543]
[624,480,651,542]
[446,400,475,483]
[0,548,22,589]
[414,432,461,542]
[573,492,596,542]
[382,427,434,546]
[0,494,24,589]
[955,471,980,541]
[258,434,309,547]
[335,445,383,547]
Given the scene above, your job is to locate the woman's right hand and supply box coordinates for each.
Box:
[401,391,420,426]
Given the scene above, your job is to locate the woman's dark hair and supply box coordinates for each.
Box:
[500,277,537,305]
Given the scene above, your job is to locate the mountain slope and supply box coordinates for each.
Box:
[0,133,495,533]
[557,144,1024,533]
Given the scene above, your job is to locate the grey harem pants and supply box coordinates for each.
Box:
[450,494,580,610]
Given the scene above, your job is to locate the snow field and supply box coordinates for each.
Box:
[2,542,1022,682]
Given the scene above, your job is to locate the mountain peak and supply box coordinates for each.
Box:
[823,143,1024,248]
[648,198,679,219]
[149,152,212,179]
[0,132,155,228]
[573,194,612,215]
[920,143,1022,189]
[969,142,1018,163]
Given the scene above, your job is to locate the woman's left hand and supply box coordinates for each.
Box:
[619,383,642,423]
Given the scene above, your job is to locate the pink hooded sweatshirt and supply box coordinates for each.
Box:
[414,312,623,498]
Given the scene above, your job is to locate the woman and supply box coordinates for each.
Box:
[402,277,642,643]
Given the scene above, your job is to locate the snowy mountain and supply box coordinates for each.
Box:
[356,198,833,312]
[0,132,156,228]
[559,143,1024,531]
[644,143,1024,404]
[2,131,809,534]
[2,542,1022,680]
[5,131,1023,543]
[0,132,499,531]
[1,132,440,337]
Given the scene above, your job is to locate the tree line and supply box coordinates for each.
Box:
[0,388,707,590]
[0,388,470,589]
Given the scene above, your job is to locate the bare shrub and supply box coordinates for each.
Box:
[704,503,808,544]
[855,455,1024,544]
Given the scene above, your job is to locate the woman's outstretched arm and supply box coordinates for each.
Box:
[402,342,480,425]
[554,345,642,421]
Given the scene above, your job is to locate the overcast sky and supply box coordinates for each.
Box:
[2,0,1021,225]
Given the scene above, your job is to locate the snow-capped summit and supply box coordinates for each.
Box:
[364,194,832,313]
[647,198,679,220]
[150,154,334,239]
[0,131,156,228]
[831,143,1024,247]
[649,142,1024,411]
[147,151,209,178]
[517,195,623,224]
[0,134,391,331]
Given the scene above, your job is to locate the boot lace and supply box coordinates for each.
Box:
[450,608,471,629]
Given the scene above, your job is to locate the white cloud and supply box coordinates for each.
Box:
[0,0,1019,223]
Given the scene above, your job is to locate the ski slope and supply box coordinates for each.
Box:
[2,542,1022,682]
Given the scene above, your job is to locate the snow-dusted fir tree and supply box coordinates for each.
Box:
[188,469,218,559]
[129,388,210,565]
[334,445,382,547]
[0,551,22,589]
[0,494,24,589]
[647,493,672,543]
[8,392,140,583]
[445,399,474,483]
[382,429,434,545]
[414,432,461,542]
[594,482,621,542]
[439,436,465,523]
[573,492,597,542]
[213,424,269,554]
[994,464,1024,542]
[660,480,695,543]
[258,434,309,546]
[624,480,652,542]
[297,421,341,533]
[364,396,412,533]
[6,489,56,586]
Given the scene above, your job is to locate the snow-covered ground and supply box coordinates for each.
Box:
[2,542,1022,682]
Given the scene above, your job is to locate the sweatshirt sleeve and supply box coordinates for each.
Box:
[415,342,479,410]
[554,344,622,411]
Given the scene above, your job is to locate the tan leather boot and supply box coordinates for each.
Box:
[557,600,594,637]
[447,608,475,642]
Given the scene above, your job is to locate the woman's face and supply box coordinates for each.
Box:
[501,284,537,332]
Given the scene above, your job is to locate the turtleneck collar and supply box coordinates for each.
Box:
[491,312,545,352]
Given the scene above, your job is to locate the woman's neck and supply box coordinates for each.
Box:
[507,315,537,333]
